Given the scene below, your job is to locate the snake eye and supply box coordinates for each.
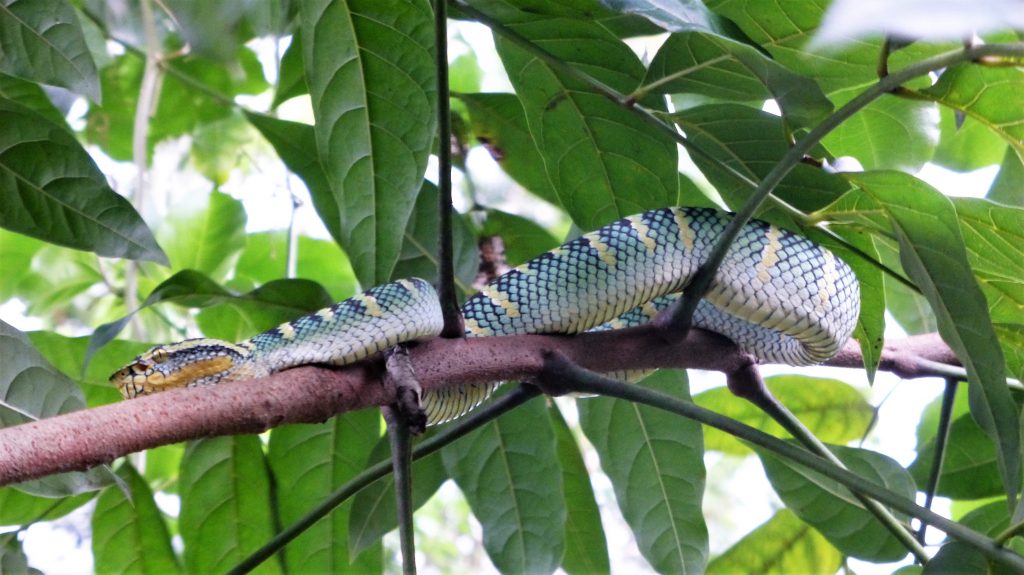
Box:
[152,347,169,363]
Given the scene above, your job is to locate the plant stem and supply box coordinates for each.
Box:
[435,0,463,338]
[918,378,958,544]
[385,408,417,575]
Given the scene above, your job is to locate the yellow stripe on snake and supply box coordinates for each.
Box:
[110,207,860,424]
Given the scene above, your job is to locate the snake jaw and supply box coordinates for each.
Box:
[109,339,249,399]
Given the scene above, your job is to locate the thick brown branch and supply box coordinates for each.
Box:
[0,329,960,486]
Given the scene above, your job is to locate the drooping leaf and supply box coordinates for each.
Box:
[268,411,383,573]
[494,17,677,230]
[696,375,874,455]
[758,443,915,562]
[441,392,565,575]
[645,30,833,127]
[0,0,100,101]
[707,509,842,574]
[179,436,282,574]
[578,370,708,573]
[0,487,93,525]
[348,434,447,558]
[0,99,167,264]
[92,464,180,574]
[301,0,436,286]
[550,404,610,575]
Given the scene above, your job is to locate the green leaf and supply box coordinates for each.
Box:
[0,98,167,264]
[932,109,1008,172]
[957,500,1012,537]
[189,112,263,185]
[989,148,1024,206]
[481,210,560,268]
[348,434,447,558]
[0,227,44,301]
[924,542,1018,575]
[820,90,939,172]
[593,0,717,32]
[995,323,1024,383]
[243,113,342,249]
[758,444,915,561]
[911,411,1004,500]
[673,104,851,213]
[158,190,247,281]
[301,0,436,286]
[92,464,180,574]
[0,0,100,101]
[441,392,565,575]
[874,234,937,334]
[1,319,110,496]
[707,509,842,574]
[179,436,282,574]
[494,18,678,230]
[841,171,1019,503]
[458,92,560,205]
[235,232,358,302]
[88,271,333,358]
[696,375,874,455]
[924,64,1024,159]
[272,33,307,108]
[393,181,479,295]
[27,330,151,407]
[549,405,610,575]
[0,72,69,127]
[952,198,1024,326]
[267,411,382,573]
[644,30,833,127]
[578,370,708,573]
[0,487,92,525]
[161,1,254,62]
[0,534,42,575]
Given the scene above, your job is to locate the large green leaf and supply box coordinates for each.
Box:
[0,99,167,264]
[644,30,832,127]
[267,411,382,573]
[758,444,915,561]
[272,32,307,108]
[0,319,110,496]
[301,0,436,287]
[158,190,247,282]
[459,92,560,206]
[0,0,100,101]
[0,72,69,127]
[550,405,610,575]
[0,487,92,525]
[673,104,851,213]
[932,109,1008,172]
[347,434,447,558]
[911,411,1003,500]
[820,91,939,172]
[707,509,841,574]
[952,198,1024,326]
[695,375,874,455]
[578,370,708,574]
[494,18,677,230]
[27,331,151,407]
[92,464,180,574]
[179,436,281,574]
[441,393,565,575]
[924,64,1024,159]
[837,171,1019,502]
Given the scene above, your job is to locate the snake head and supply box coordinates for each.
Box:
[110,338,250,399]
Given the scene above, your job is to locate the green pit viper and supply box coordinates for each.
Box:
[110,207,860,424]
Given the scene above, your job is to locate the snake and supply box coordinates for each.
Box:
[110,207,860,424]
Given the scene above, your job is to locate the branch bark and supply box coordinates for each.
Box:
[0,329,960,486]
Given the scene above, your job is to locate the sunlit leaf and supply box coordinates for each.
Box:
[707,509,841,574]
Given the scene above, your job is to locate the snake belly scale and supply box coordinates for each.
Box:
[110,207,860,424]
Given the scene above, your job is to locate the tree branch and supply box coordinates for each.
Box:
[0,329,967,486]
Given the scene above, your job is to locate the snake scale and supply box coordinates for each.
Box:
[110,207,860,424]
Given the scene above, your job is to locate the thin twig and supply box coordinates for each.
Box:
[384,407,417,575]
[917,378,958,545]
[435,0,463,338]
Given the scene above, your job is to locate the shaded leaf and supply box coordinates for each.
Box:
[272,33,306,108]
[707,509,842,574]
[758,444,915,561]
[301,0,436,286]
[481,210,560,268]
[696,375,873,455]
[578,370,708,573]
[0,72,69,127]
[911,411,1004,500]
[268,411,383,573]
[924,541,1018,575]
[0,98,167,264]
[92,464,180,574]
[0,534,42,575]
[0,0,100,101]
[179,436,281,574]
[442,392,565,575]
[495,18,677,230]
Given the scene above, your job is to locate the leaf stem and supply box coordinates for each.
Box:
[384,407,417,575]
[436,0,463,338]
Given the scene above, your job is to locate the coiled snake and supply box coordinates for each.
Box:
[110,207,860,424]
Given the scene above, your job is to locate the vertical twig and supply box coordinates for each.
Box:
[917,377,958,545]
[385,407,417,575]
[435,0,463,338]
